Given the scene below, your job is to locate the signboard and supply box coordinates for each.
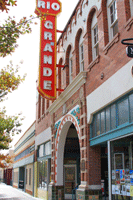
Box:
[35,0,62,100]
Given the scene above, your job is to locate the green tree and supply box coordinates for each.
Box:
[0,0,36,152]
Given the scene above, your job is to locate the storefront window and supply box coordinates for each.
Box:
[38,160,48,190]
[111,135,133,199]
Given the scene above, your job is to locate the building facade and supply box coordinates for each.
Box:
[0,150,14,185]
[13,121,35,196]
[35,0,133,199]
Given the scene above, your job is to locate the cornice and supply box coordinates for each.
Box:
[48,71,87,114]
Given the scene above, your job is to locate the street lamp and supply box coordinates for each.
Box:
[121,38,133,58]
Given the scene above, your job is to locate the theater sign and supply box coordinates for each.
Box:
[35,0,62,100]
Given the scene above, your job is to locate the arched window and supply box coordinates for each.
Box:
[87,7,98,64]
[91,11,99,61]
[130,0,133,17]
[75,29,83,74]
[58,58,63,96]
[65,45,72,87]
[79,33,84,72]
[107,0,118,41]
[69,50,73,83]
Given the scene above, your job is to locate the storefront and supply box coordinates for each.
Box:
[90,91,133,199]
[109,135,133,200]
[36,141,51,199]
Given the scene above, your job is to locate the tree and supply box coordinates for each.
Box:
[0,62,25,150]
[0,0,36,156]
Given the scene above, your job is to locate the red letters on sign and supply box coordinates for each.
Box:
[35,0,62,100]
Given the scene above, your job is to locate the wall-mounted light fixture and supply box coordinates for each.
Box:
[101,73,104,80]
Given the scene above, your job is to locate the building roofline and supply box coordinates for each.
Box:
[57,0,80,45]
[14,120,36,147]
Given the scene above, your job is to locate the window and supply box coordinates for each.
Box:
[130,0,133,17]
[38,160,48,189]
[79,43,84,71]
[45,141,51,155]
[91,92,133,138]
[69,57,73,83]
[129,94,133,122]
[111,135,133,198]
[118,99,129,125]
[39,144,44,157]
[96,113,100,136]
[38,142,51,158]
[101,111,105,134]
[111,104,116,129]
[79,32,84,72]
[107,0,118,40]
[69,49,73,84]
[26,169,28,185]
[29,168,31,185]
[106,107,110,132]
[91,11,99,60]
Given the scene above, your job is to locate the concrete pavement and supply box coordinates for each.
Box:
[0,183,43,200]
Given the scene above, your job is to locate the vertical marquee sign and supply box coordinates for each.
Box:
[35,0,62,100]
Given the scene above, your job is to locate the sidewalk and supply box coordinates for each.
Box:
[0,183,43,200]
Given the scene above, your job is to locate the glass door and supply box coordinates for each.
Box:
[64,165,76,199]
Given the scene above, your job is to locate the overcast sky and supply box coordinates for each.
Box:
[0,0,79,149]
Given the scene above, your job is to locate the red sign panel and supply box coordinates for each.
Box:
[35,0,62,100]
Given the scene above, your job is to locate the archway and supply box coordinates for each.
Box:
[64,123,80,199]
[55,114,81,199]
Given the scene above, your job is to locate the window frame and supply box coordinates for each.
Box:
[79,42,84,72]
[92,24,99,60]
[69,56,73,83]
[91,92,133,139]
[107,0,118,41]
[130,0,133,17]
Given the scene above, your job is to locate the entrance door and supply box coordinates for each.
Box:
[64,165,76,199]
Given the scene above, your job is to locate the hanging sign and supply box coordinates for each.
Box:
[35,0,62,100]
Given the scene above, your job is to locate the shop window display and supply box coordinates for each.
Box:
[38,160,48,189]
[111,135,133,199]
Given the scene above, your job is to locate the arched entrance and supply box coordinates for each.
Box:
[64,123,80,199]
[55,114,81,199]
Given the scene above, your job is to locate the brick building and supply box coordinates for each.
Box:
[35,0,133,199]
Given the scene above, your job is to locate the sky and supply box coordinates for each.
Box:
[0,0,79,149]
